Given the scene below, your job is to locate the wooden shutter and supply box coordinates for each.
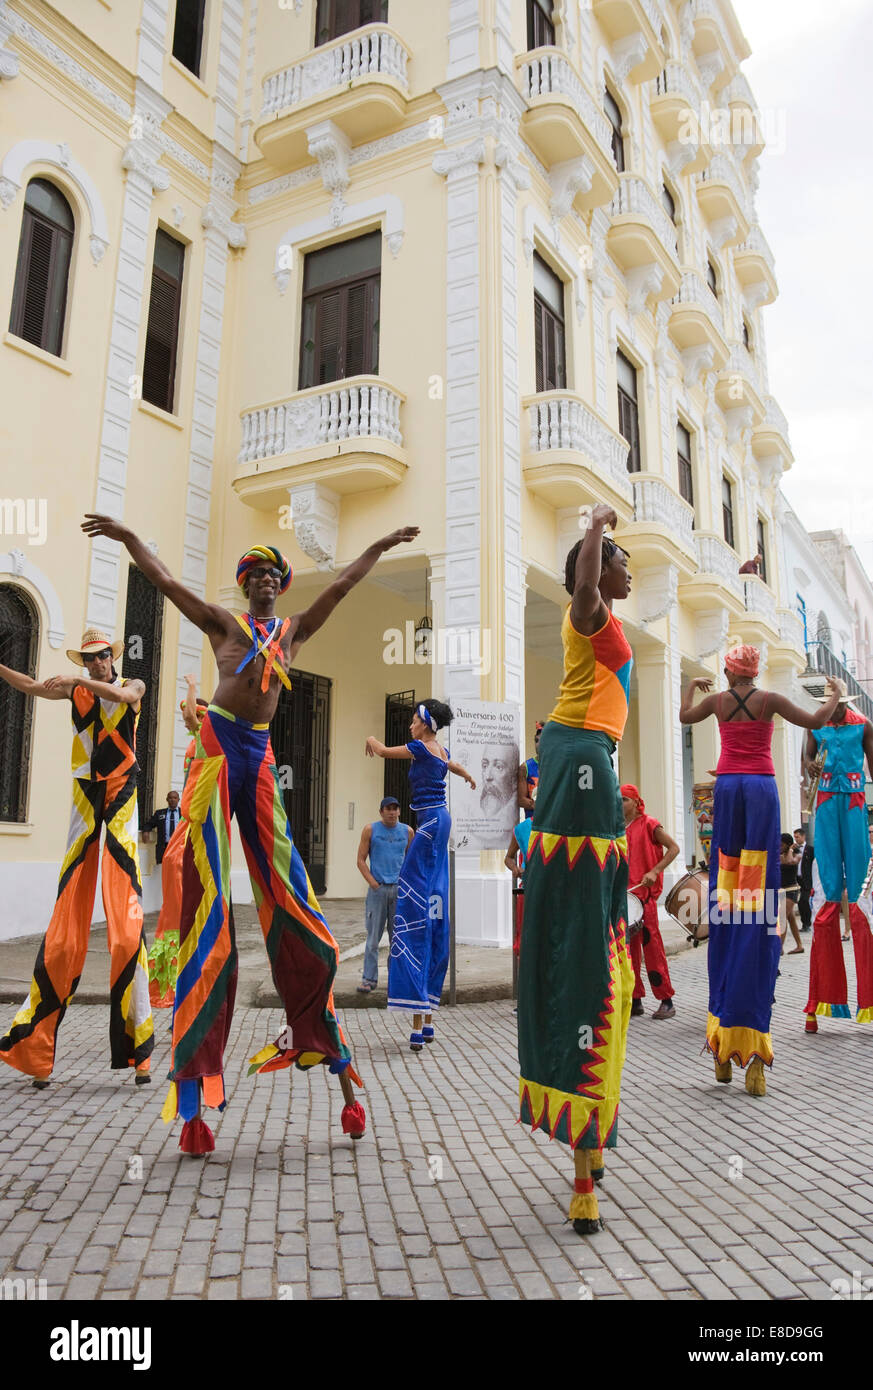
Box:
[316,289,341,384]
[619,390,640,473]
[10,213,71,356]
[142,266,183,413]
[172,0,205,76]
[534,302,545,393]
[19,218,53,346]
[344,281,368,378]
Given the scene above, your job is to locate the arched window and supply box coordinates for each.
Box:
[0,585,38,822]
[816,611,831,649]
[9,178,74,357]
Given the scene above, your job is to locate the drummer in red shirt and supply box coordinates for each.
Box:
[621,784,681,1019]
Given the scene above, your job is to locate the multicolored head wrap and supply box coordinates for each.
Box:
[724,643,760,677]
[179,698,208,722]
[620,783,645,813]
[417,702,438,733]
[236,545,293,594]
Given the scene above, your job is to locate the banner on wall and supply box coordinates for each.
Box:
[448,700,521,850]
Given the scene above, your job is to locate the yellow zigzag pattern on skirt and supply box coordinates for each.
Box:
[528,830,628,871]
[519,927,633,1150]
[176,755,227,980]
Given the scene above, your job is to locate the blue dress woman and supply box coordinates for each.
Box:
[365,699,476,1049]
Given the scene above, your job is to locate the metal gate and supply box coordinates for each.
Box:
[0,585,37,822]
[123,565,164,823]
[270,670,331,895]
[384,689,416,825]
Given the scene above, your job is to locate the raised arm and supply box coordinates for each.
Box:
[182,674,200,733]
[679,677,718,725]
[569,504,616,635]
[82,516,230,640]
[289,527,420,660]
[365,736,413,761]
[448,758,476,789]
[767,678,841,729]
[0,663,75,701]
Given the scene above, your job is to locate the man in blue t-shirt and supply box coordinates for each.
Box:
[356,797,414,992]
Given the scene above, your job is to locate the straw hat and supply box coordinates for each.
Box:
[66,628,124,665]
[816,677,860,710]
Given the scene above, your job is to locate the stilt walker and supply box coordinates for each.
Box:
[365,702,475,1049]
[680,651,840,1095]
[147,678,208,1009]
[518,505,634,1235]
[82,514,418,1154]
[0,631,154,1086]
[803,680,873,1032]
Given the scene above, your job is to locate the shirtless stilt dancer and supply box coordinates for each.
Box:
[82,514,418,1154]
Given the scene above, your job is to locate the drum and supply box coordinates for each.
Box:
[691,781,716,866]
[664,869,710,946]
[625,890,645,941]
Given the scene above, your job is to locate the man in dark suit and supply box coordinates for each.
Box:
[143,791,182,864]
[795,826,813,932]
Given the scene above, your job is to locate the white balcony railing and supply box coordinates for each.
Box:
[778,608,805,652]
[744,576,778,628]
[527,392,632,498]
[261,26,409,114]
[610,174,679,259]
[519,51,613,161]
[762,396,791,444]
[653,61,701,110]
[696,153,749,217]
[722,72,758,113]
[671,269,724,337]
[239,379,403,465]
[632,475,695,551]
[735,224,776,276]
[727,342,763,399]
[695,534,743,596]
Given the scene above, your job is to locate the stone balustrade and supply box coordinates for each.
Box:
[261,26,409,114]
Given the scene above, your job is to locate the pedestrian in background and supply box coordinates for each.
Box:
[356,797,412,993]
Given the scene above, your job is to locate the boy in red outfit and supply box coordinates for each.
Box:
[621,784,681,1019]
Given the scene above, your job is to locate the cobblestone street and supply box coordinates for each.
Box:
[0,942,871,1302]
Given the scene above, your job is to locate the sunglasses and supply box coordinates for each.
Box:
[82,649,112,663]
[248,566,282,581]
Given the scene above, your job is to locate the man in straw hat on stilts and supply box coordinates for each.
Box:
[803,678,873,1033]
[0,631,154,1087]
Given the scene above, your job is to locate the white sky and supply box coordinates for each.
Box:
[730,0,873,574]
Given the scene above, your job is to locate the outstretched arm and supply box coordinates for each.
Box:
[0,664,74,701]
[44,674,144,706]
[365,736,413,761]
[182,673,200,733]
[289,527,420,659]
[768,678,841,729]
[82,516,230,639]
[680,677,718,724]
[448,758,476,789]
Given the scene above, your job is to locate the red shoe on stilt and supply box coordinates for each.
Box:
[805,1014,818,1034]
[341,1102,366,1140]
[179,1118,214,1155]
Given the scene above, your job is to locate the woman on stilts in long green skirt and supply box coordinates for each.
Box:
[518,504,634,1235]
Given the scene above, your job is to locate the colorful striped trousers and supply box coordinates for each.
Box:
[0,768,154,1080]
[163,706,352,1127]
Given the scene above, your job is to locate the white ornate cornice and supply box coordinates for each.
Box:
[306,119,351,226]
[494,142,531,190]
[201,202,247,248]
[612,31,648,84]
[288,483,340,572]
[696,607,729,659]
[121,139,170,194]
[432,138,486,179]
[710,213,738,250]
[666,137,698,177]
[548,156,593,223]
[626,262,663,318]
[639,564,680,627]
[681,342,715,387]
[724,404,753,446]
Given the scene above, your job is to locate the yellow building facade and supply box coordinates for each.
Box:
[0,0,806,943]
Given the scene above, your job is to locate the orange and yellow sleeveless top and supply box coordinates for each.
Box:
[549,606,633,741]
[70,679,139,781]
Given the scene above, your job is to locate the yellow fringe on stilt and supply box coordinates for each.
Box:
[745,1057,766,1097]
[857,1007,873,1024]
[569,1192,599,1221]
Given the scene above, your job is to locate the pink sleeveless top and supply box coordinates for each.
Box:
[716,689,775,776]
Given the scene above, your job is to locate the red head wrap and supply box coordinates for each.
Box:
[620,783,645,813]
[724,643,760,676]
